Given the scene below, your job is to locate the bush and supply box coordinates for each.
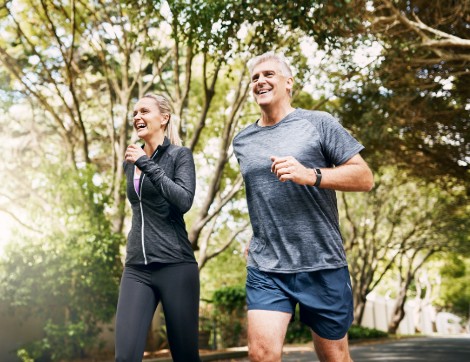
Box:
[285,317,389,343]
[285,318,312,344]
[212,285,246,311]
[212,285,247,348]
[348,324,388,340]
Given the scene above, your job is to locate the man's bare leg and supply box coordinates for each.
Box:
[247,310,291,362]
[312,330,353,362]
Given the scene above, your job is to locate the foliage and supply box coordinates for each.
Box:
[198,244,247,348]
[199,243,247,298]
[0,164,122,360]
[285,313,312,344]
[435,256,470,318]
[285,320,389,343]
[348,325,388,340]
[338,0,470,184]
[16,320,99,362]
[211,285,246,348]
[212,285,246,312]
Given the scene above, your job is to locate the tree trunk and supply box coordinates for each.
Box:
[387,281,409,334]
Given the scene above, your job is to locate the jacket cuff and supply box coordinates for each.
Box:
[135,155,165,185]
[134,155,149,168]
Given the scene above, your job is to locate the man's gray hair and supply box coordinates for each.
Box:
[247,51,293,78]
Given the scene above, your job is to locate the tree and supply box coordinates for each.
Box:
[341,167,468,327]
[338,0,470,184]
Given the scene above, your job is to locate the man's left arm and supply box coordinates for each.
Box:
[271,154,374,192]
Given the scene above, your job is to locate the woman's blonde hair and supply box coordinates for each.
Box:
[142,94,182,146]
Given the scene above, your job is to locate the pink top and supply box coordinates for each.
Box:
[134,168,141,195]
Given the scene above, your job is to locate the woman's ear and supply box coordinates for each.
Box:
[161,114,170,127]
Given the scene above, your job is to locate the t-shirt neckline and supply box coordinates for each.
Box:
[254,108,299,129]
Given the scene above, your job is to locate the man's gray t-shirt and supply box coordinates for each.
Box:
[233,108,364,273]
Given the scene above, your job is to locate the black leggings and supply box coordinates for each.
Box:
[115,263,201,362]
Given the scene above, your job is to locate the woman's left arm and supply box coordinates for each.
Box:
[135,148,196,213]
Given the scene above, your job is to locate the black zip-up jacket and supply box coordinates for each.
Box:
[124,137,196,265]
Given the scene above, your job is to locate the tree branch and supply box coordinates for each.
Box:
[199,221,250,270]
[0,208,44,234]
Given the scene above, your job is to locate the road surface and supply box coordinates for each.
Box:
[213,336,470,362]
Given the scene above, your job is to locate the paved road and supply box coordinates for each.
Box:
[213,336,470,362]
[348,336,470,362]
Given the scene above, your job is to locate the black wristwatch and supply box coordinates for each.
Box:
[313,168,322,187]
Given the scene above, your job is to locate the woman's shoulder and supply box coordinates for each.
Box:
[167,143,191,153]
[166,144,194,162]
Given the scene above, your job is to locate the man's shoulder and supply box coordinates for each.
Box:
[233,122,258,143]
[294,108,335,123]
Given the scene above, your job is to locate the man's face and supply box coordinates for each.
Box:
[250,60,293,108]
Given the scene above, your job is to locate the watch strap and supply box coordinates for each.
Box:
[314,168,322,187]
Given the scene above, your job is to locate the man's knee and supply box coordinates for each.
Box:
[248,343,282,362]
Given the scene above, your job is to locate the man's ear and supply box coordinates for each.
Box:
[286,77,294,94]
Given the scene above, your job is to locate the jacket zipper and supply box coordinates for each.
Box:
[138,174,147,264]
[135,148,159,265]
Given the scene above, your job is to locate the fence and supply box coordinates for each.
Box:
[361,293,464,335]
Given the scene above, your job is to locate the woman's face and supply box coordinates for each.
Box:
[132,97,169,140]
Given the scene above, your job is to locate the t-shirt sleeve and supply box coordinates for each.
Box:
[319,113,364,166]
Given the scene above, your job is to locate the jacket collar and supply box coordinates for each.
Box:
[146,136,171,159]
[160,136,171,150]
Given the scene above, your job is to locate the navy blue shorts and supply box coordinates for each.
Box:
[246,266,354,340]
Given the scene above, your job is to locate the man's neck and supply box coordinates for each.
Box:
[259,104,295,127]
